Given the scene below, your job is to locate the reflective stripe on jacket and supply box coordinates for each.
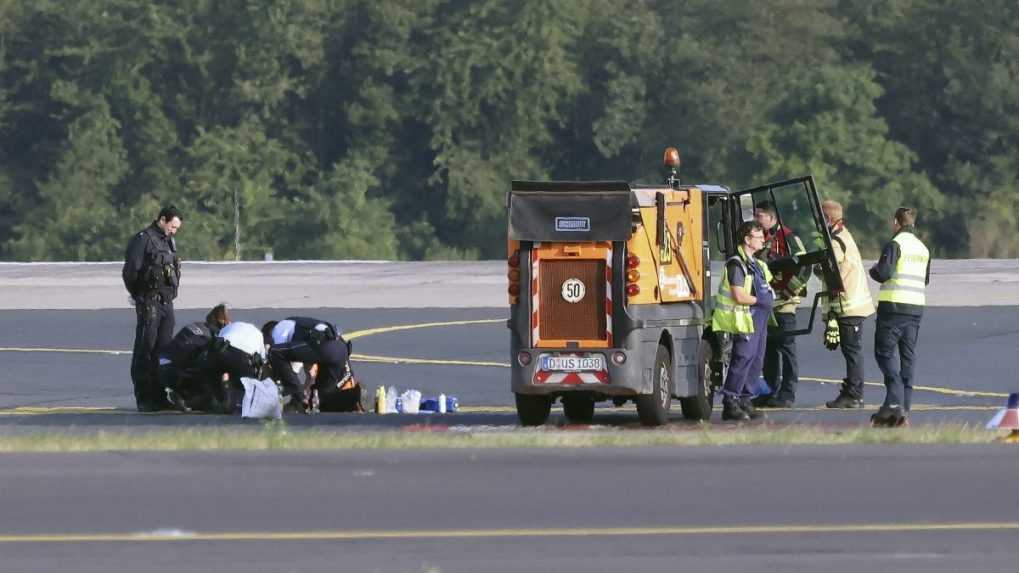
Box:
[712,249,773,334]
[828,227,875,318]
[878,232,929,307]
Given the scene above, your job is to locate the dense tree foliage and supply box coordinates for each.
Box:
[0,0,1015,260]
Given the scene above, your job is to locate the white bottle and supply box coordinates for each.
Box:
[438,393,447,414]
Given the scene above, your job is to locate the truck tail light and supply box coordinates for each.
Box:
[508,250,521,303]
[517,351,532,366]
[626,253,640,298]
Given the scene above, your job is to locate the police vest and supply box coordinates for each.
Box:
[878,232,929,307]
[712,250,773,334]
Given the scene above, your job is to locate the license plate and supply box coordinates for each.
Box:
[540,354,605,372]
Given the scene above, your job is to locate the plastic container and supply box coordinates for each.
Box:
[420,396,459,413]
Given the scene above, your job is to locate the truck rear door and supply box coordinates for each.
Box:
[732,175,843,334]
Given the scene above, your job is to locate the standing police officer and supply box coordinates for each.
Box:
[712,221,775,421]
[869,207,930,427]
[122,206,183,411]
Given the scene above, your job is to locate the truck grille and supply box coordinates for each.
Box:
[539,260,606,341]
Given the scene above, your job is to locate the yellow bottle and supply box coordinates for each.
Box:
[375,386,387,414]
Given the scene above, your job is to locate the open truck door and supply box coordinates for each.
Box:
[732,175,844,335]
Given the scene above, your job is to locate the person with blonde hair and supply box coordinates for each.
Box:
[819,200,876,409]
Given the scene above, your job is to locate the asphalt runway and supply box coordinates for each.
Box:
[0,306,1016,428]
[2,446,1018,573]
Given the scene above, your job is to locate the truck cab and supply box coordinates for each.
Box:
[506,149,842,426]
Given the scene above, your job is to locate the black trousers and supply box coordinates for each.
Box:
[837,316,867,399]
[874,313,922,411]
[269,339,349,399]
[130,300,175,408]
[763,312,798,401]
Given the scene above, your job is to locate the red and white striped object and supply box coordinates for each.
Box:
[605,247,613,346]
[533,370,610,385]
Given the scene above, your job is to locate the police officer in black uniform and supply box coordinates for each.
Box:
[158,304,230,412]
[264,317,352,412]
[122,206,183,411]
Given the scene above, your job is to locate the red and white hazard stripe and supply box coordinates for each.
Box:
[530,246,540,345]
[605,247,613,346]
[533,370,610,385]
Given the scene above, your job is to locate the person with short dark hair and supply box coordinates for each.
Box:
[711,221,775,421]
[868,207,930,427]
[753,201,808,408]
[122,205,183,411]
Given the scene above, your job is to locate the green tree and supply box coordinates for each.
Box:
[746,64,942,254]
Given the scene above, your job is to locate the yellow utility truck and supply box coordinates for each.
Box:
[506,148,843,426]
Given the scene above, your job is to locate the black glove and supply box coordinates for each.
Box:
[824,317,840,351]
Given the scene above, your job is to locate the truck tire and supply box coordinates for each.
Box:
[515,393,552,426]
[635,344,672,426]
[680,340,715,421]
[562,394,595,424]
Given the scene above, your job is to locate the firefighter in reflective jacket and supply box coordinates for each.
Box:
[868,207,930,427]
[754,201,809,408]
[712,221,775,421]
[820,200,876,409]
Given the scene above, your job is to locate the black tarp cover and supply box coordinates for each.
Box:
[508,181,633,242]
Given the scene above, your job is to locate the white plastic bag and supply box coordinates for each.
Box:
[240,377,283,420]
[385,386,399,413]
[400,389,421,414]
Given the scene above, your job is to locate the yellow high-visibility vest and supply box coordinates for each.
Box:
[877,232,929,307]
[712,249,773,334]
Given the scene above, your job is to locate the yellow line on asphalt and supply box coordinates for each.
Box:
[0,404,997,416]
[0,347,130,355]
[0,318,1007,400]
[344,319,504,340]
[353,353,510,368]
[2,521,1019,543]
[800,376,1007,399]
[0,407,120,416]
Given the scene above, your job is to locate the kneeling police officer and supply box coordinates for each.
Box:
[158,304,231,412]
[263,317,354,413]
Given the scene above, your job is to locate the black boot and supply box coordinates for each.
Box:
[740,397,766,420]
[871,406,908,428]
[826,382,863,409]
[721,399,750,421]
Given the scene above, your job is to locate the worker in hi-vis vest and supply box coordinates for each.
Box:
[711,221,775,422]
[868,207,930,427]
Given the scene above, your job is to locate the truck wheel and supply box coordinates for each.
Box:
[635,344,672,426]
[515,393,552,426]
[680,341,715,421]
[562,394,595,424]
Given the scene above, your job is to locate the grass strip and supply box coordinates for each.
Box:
[0,421,1005,452]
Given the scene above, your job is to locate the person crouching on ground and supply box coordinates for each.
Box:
[263,317,352,413]
[158,303,231,412]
